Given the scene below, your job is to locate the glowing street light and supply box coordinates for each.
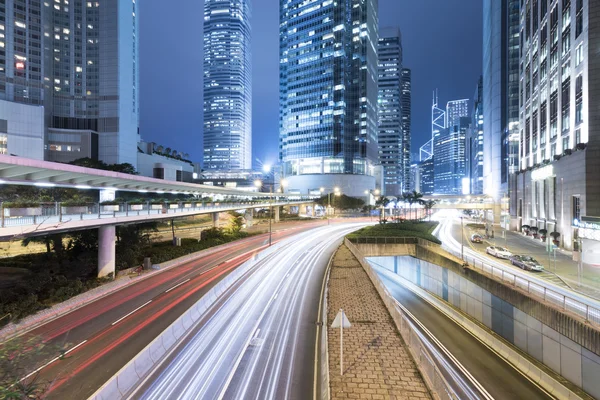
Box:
[262,164,272,174]
[254,179,263,188]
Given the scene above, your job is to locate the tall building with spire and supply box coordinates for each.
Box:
[279,0,379,197]
[203,0,252,171]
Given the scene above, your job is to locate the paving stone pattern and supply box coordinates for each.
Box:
[327,245,431,400]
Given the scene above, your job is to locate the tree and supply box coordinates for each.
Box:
[403,190,423,220]
[375,197,390,223]
[422,200,437,221]
[155,145,164,153]
[225,211,244,234]
[164,147,172,156]
[109,163,137,175]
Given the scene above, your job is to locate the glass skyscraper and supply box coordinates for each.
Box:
[433,99,470,194]
[203,0,252,171]
[469,77,484,195]
[378,28,409,196]
[279,0,379,196]
[0,0,140,165]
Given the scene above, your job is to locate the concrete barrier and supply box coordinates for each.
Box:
[372,259,590,400]
[89,241,285,400]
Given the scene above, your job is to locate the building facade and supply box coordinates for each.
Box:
[203,0,252,171]
[434,116,470,195]
[470,77,485,195]
[483,0,520,210]
[400,68,412,192]
[515,0,600,253]
[377,28,410,196]
[0,0,140,165]
[419,157,434,195]
[279,0,379,197]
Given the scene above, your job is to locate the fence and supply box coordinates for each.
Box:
[345,239,468,400]
[0,200,308,229]
[435,243,600,329]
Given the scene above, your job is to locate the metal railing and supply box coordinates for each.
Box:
[444,246,600,328]
[345,239,466,400]
[0,199,310,229]
[346,236,420,245]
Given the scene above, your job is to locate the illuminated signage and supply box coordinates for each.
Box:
[531,165,553,181]
[15,62,25,70]
[462,177,470,195]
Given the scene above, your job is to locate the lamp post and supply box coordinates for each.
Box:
[364,189,380,221]
[461,216,464,261]
[255,164,279,246]
[320,186,340,225]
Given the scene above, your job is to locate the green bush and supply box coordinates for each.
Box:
[346,221,441,244]
[3,200,41,208]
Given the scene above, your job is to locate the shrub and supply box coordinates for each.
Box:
[3,200,41,208]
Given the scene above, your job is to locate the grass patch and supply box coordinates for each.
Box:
[346,221,441,244]
[466,223,485,229]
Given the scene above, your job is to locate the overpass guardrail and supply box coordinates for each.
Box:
[0,199,312,229]
[349,235,600,329]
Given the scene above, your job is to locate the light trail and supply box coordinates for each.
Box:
[130,223,366,400]
[437,215,600,323]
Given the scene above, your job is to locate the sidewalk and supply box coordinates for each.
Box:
[327,245,430,399]
[456,219,600,300]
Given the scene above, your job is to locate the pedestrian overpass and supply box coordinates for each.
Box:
[422,194,495,210]
[0,155,315,277]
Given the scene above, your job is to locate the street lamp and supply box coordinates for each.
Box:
[319,186,340,225]
[254,176,275,247]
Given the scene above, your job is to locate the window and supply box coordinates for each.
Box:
[561,29,570,57]
[572,196,581,221]
[563,136,570,152]
[575,44,583,66]
[575,0,583,38]
[575,74,583,124]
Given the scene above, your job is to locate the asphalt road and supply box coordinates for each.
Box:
[130,223,366,400]
[20,221,330,400]
[375,267,552,400]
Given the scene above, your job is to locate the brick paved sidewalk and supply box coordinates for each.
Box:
[327,245,431,400]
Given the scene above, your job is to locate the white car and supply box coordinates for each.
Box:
[486,246,512,259]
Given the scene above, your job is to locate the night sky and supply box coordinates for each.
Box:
[139,1,482,169]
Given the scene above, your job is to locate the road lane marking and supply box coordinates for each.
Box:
[19,340,88,383]
[111,300,152,326]
[314,250,336,400]
[165,279,191,293]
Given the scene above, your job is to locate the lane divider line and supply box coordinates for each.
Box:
[111,300,152,326]
[19,340,88,383]
[165,279,191,293]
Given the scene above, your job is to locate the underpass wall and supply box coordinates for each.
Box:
[368,253,600,398]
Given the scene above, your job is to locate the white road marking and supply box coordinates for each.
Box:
[19,340,88,383]
[165,279,191,293]
[111,300,152,326]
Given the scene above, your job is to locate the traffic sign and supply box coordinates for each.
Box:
[331,309,351,328]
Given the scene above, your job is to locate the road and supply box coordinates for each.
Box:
[436,215,600,324]
[129,223,365,400]
[373,265,552,400]
[21,220,331,400]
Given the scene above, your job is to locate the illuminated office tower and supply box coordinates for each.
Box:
[203,0,252,171]
[515,0,600,255]
[279,0,379,196]
[46,0,140,165]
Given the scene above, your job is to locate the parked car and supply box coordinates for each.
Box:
[510,255,544,271]
[486,246,512,259]
[470,233,484,243]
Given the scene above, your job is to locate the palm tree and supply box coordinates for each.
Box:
[411,191,424,220]
[422,199,437,221]
[375,197,390,223]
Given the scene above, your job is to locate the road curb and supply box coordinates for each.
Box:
[89,240,286,400]
[0,235,270,342]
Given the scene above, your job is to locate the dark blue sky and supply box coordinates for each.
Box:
[139,1,482,168]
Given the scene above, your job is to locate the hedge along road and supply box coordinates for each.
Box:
[17,220,328,400]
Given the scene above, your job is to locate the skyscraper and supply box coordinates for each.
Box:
[400,68,412,192]
[377,28,410,196]
[446,99,470,129]
[203,0,252,171]
[469,77,484,195]
[46,0,140,166]
[482,0,520,210]
[515,0,600,253]
[434,116,470,195]
[0,1,140,165]
[279,0,379,197]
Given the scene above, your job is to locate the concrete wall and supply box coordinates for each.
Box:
[368,254,600,398]
[0,99,44,160]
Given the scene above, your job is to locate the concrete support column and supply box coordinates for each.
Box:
[274,206,280,223]
[98,225,116,278]
[245,209,253,227]
[299,204,308,215]
[212,212,220,227]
